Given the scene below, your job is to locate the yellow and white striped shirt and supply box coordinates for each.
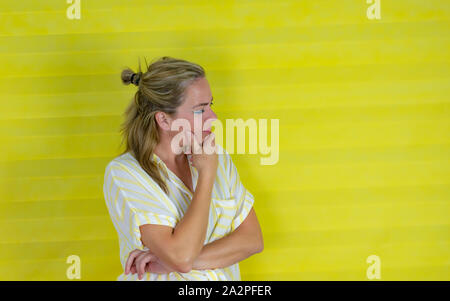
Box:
[103,145,255,281]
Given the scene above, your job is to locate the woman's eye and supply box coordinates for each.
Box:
[193,101,213,114]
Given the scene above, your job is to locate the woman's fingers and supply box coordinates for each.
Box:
[136,252,155,280]
[191,131,204,153]
[124,249,143,275]
[135,252,148,279]
[147,260,169,274]
[127,250,174,277]
[202,132,217,155]
[144,263,152,273]
[125,249,160,279]
[206,132,216,145]
[182,129,217,155]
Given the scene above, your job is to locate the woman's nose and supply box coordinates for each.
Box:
[205,108,217,122]
[203,109,217,130]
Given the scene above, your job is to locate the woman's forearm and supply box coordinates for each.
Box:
[171,172,215,268]
[134,222,260,274]
[191,227,261,270]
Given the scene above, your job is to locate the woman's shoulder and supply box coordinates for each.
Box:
[105,151,136,171]
[104,152,152,182]
[104,152,169,195]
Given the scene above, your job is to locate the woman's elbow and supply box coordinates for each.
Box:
[170,250,194,273]
[255,241,264,253]
[175,257,193,273]
[254,235,264,253]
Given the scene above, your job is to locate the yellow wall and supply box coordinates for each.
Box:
[0,0,448,280]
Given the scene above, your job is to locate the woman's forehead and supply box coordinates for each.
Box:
[182,78,212,107]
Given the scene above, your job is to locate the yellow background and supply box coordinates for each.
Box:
[0,0,449,280]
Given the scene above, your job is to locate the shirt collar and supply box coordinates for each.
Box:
[152,152,197,175]
[152,152,164,166]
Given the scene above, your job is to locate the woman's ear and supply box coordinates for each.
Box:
[155,111,171,131]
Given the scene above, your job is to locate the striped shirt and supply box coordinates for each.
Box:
[103,145,255,281]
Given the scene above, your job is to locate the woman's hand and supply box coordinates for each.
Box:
[183,130,218,176]
[124,249,177,279]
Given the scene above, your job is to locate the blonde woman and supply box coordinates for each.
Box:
[103,56,263,281]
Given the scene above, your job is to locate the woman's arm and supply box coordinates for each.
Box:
[192,207,263,270]
[127,207,263,275]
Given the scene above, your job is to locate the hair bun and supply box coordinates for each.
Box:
[121,68,141,86]
[130,72,141,86]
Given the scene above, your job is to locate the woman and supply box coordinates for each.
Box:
[103,56,263,281]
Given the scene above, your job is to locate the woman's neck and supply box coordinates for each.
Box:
[153,133,186,166]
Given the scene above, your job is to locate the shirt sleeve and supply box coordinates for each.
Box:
[103,161,179,249]
[222,149,255,232]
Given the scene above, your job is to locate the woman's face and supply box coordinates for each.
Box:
[171,77,217,143]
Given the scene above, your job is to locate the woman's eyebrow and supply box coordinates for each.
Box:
[192,96,213,109]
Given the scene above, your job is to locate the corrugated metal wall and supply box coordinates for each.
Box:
[0,0,448,280]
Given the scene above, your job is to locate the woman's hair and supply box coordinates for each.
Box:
[119,56,206,194]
